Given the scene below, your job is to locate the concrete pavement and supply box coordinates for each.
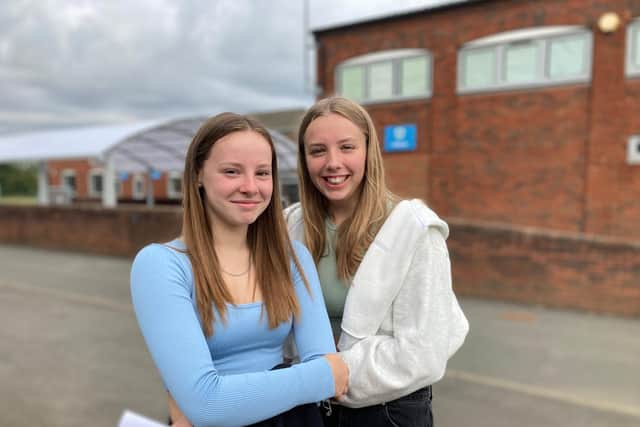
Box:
[0,244,638,426]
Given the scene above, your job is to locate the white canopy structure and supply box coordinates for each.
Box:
[0,117,299,207]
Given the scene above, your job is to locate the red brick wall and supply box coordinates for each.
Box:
[0,205,181,257]
[315,0,640,239]
[448,217,640,317]
[1,205,637,317]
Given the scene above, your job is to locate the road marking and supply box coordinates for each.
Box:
[0,279,132,313]
[447,369,640,419]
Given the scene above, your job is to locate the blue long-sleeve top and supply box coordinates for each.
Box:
[130,239,336,427]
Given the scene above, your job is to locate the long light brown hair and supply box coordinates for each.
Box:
[181,112,307,336]
[297,97,398,282]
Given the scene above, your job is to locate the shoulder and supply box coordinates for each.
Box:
[133,240,185,264]
[284,202,305,240]
[388,199,449,240]
[131,240,192,283]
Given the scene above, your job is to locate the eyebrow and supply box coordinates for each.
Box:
[306,137,355,146]
[219,162,272,168]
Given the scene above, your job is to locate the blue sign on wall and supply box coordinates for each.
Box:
[150,170,162,181]
[384,124,417,152]
[118,172,129,181]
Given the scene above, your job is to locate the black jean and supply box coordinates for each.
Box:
[322,386,433,427]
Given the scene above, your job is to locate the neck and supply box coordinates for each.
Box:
[329,198,357,226]
[210,219,249,252]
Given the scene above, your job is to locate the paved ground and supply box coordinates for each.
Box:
[0,244,638,426]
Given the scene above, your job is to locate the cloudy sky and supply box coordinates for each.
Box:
[0,0,452,135]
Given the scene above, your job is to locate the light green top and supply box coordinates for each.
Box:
[316,220,349,338]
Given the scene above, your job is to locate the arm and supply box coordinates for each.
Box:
[337,229,469,407]
[131,244,335,427]
[289,241,337,361]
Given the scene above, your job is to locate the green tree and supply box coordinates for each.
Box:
[0,164,38,196]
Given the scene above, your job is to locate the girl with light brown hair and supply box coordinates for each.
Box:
[131,112,347,427]
[285,97,469,426]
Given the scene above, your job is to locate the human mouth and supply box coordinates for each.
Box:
[232,200,261,207]
[323,175,348,185]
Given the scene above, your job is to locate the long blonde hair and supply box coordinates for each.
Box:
[182,112,307,336]
[297,97,397,281]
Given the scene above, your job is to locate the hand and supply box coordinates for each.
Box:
[324,353,349,398]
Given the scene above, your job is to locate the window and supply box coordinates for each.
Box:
[88,169,103,198]
[61,169,76,197]
[167,171,182,199]
[132,174,145,200]
[337,49,432,103]
[458,26,592,93]
[627,18,640,76]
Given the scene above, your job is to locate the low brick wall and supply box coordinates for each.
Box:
[448,218,640,317]
[0,204,181,258]
[1,205,638,317]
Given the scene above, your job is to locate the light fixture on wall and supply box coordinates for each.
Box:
[597,12,621,33]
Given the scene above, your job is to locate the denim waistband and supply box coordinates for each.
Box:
[390,385,432,403]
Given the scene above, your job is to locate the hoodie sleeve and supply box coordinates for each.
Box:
[337,228,469,407]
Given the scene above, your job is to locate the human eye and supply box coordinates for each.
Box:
[341,144,355,151]
[307,145,326,156]
[256,169,272,178]
[222,168,239,176]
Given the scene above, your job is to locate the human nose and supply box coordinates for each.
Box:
[326,148,341,170]
[239,175,258,194]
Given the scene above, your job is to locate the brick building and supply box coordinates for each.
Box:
[311,0,640,316]
[313,0,640,240]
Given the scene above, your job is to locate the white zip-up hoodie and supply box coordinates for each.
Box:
[285,199,469,407]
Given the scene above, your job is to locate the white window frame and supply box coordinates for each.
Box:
[336,49,433,104]
[167,171,182,199]
[132,173,145,200]
[626,18,640,77]
[88,168,103,198]
[60,169,77,197]
[458,26,593,94]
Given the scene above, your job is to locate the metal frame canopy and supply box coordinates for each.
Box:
[0,117,299,207]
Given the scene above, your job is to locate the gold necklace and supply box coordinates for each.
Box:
[220,258,251,277]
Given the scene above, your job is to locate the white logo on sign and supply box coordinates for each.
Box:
[393,126,407,140]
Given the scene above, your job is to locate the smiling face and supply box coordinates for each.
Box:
[303,113,367,216]
[199,130,273,230]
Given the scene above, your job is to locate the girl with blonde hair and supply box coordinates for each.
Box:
[285,97,469,426]
[131,112,347,427]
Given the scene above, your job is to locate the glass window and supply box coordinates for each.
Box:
[62,172,76,196]
[505,42,538,83]
[339,65,365,101]
[368,62,393,100]
[168,172,182,199]
[458,27,591,93]
[336,49,432,103]
[401,56,429,97]
[91,174,103,194]
[463,47,496,89]
[548,34,586,78]
[133,174,145,199]
[635,28,640,67]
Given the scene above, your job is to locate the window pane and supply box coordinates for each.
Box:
[64,175,76,190]
[634,27,640,67]
[368,62,393,100]
[505,42,537,83]
[339,66,364,100]
[548,34,586,78]
[92,175,103,193]
[401,56,429,96]
[170,177,182,194]
[463,47,496,89]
